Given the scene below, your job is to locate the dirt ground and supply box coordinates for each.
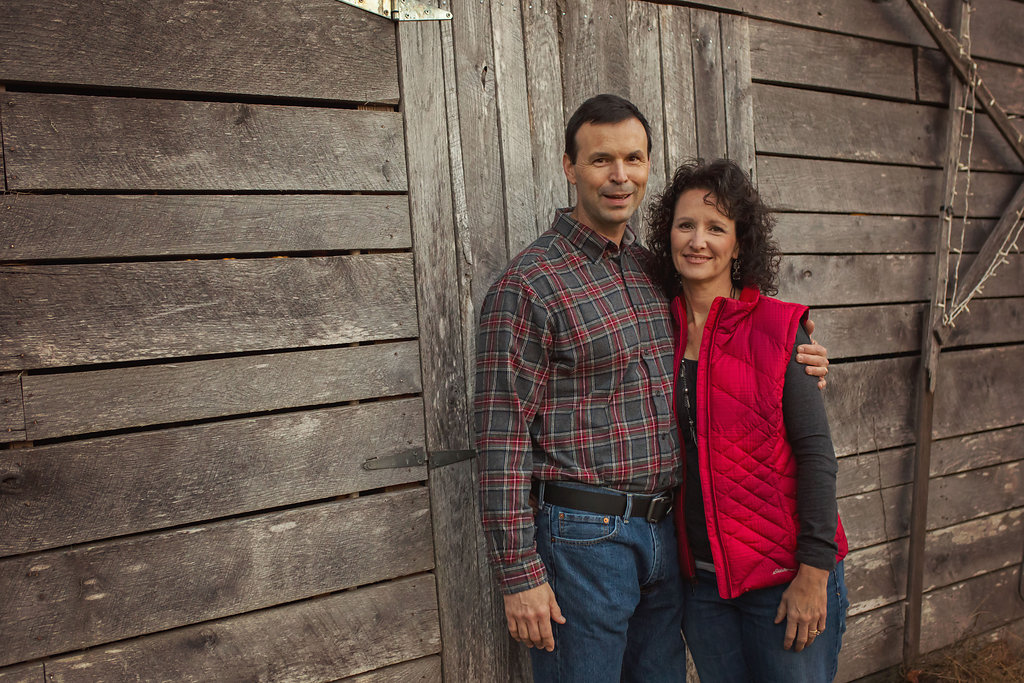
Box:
[865,637,1024,682]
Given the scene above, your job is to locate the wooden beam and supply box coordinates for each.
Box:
[905,0,968,662]
[937,179,1024,344]
[905,0,1024,164]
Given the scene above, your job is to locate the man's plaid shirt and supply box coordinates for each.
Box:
[475,209,682,594]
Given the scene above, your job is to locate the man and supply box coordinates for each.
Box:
[474,94,827,682]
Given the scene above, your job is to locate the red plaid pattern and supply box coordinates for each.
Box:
[475,210,682,593]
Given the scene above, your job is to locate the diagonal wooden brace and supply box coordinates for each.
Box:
[906,0,1024,165]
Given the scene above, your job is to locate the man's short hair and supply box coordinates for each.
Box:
[564,94,653,163]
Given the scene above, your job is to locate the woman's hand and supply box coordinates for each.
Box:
[799,317,829,390]
[774,564,829,652]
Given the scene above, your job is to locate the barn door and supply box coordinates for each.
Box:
[0,1,442,680]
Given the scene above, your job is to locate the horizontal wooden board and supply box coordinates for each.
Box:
[44,575,440,682]
[754,84,1024,172]
[841,459,1024,549]
[1,93,407,191]
[0,489,434,666]
[844,509,1024,616]
[0,194,411,260]
[0,398,426,556]
[826,345,1024,457]
[0,662,42,683]
[21,340,422,441]
[837,603,903,681]
[774,213,994,254]
[675,0,1023,66]
[758,157,1022,216]
[808,297,1024,359]
[778,253,1024,306]
[0,372,25,442]
[750,19,916,99]
[918,49,1024,115]
[1,254,417,370]
[0,0,398,103]
[339,656,442,683]
[838,424,1024,498]
[920,565,1024,653]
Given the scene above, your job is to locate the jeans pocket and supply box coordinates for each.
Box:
[551,506,620,546]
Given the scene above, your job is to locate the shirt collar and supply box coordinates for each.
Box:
[551,208,637,264]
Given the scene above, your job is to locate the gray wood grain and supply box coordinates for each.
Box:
[836,604,903,681]
[758,157,1022,215]
[0,490,435,666]
[492,0,539,257]
[825,345,1024,457]
[43,575,440,682]
[754,84,1024,172]
[750,19,918,100]
[691,9,728,160]
[841,459,1024,550]
[774,213,993,254]
[446,0,508,314]
[399,11,525,683]
[338,656,441,683]
[779,254,1023,306]
[838,424,1024,498]
[721,14,756,180]
[0,398,426,556]
[0,0,398,103]
[0,372,24,442]
[0,662,41,683]
[919,49,1024,115]
[22,340,421,440]
[522,0,569,234]
[844,509,1024,617]
[0,194,411,261]
[1,93,406,191]
[626,0,667,212]
[2,255,417,370]
[659,5,698,173]
[559,0,631,110]
[920,566,1024,653]
[808,298,1024,359]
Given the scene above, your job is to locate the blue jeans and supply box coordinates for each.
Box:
[682,561,848,682]
[529,497,687,683]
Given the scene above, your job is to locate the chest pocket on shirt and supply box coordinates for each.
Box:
[552,296,641,393]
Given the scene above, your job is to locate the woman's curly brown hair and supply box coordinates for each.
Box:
[646,158,781,298]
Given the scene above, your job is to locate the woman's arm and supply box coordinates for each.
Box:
[775,326,839,651]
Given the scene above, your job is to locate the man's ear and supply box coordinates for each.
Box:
[562,153,576,185]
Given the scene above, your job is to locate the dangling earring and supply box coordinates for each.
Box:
[731,258,741,281]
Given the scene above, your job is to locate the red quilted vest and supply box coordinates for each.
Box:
[671,287,848,599]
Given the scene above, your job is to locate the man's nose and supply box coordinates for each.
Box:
[608,160,628,183]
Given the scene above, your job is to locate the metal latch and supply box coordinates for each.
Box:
[337,0,453,21]
[362,447,475,470]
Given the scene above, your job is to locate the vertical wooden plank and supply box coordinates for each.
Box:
[491,0,539,256]
[691,9,728,160]
[0,372,25,443]
[626,0,667,207]
[720,14,755,180]
[659,5,698,177]
[559,0,630,110]
[448,0,507,314]
[522,0,568,234]
[398,9,524,683]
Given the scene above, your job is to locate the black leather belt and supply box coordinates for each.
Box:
[532,481,674,523]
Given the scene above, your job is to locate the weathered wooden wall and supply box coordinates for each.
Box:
[436,0,1024,680]
[0,1,445,680]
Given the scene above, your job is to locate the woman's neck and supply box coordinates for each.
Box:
[681,279,734,327]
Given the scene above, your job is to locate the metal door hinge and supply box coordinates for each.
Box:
[337,0,452,21]
[362,448,475,470]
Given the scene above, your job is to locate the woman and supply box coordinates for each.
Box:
[646,159,849,682]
